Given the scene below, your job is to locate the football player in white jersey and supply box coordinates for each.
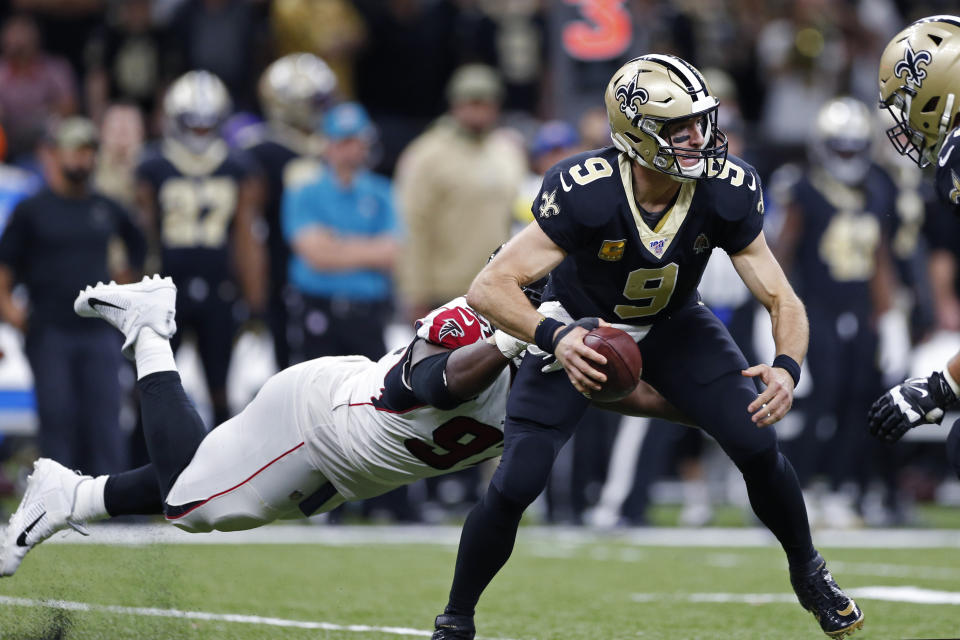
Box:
[868,16,960,479]
[0,276,678,577]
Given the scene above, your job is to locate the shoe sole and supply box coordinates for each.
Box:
[826,612,864,639]
[74,275,176,318]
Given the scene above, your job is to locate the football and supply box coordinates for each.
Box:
[582,326,643,402]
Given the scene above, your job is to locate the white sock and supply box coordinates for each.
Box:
[134,327,177,380]
[72,475,108,522]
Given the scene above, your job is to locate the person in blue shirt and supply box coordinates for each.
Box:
[282,102,399,361]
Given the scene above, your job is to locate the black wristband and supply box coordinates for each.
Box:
[534,317,565,354]
[552,317,601,351]
[772,354,801,387]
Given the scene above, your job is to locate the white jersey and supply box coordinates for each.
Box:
[300,298,509,502]
[164,297,510,532]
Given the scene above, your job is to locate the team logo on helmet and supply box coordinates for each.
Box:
[615,75,649,121]
[538,188,560,219]
[893,43,933,87]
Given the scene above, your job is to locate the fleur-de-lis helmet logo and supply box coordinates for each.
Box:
[894,42,933,87]
[615,74,649,121]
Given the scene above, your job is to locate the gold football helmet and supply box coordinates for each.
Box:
[878,15,960,167]
[605,54,727,181]
[259,53,337,133]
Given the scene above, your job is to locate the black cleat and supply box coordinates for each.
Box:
[432,613,475,640]
[790,552,864,638]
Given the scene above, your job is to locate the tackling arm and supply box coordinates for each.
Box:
[410,338,511,403]
[599,381,695,426]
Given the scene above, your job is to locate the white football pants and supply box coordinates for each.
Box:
[164,363,343,532]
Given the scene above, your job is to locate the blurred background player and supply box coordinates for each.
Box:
[0,116,145,477]
[869,16,960,481]
[395,63,526,324]
[246,52,337,370]
[135,70,265,427]
[776,97,903,527]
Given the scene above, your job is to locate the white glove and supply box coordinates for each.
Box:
[493,329,528,359]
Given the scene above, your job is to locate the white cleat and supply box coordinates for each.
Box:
[74,275,177,359]
[0,459,91,577]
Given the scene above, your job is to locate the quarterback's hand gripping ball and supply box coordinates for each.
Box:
[581,326,643,402]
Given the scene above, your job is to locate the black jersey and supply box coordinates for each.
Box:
[243,132,323,285]
[935,126,960,212]
[533,146,764,325]
[786,166,896,313]
[0,189,145,328]
[136,139,255,283]
[245,136,297,257]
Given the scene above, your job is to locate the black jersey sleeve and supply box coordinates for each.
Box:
[533,164,581,252]
[935,127,960,211]
[714,160,765,255]
[533,150,620,253]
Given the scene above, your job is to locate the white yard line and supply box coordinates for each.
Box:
[630,586,960,606]
[28,523,960,549]
[0,596,518,640]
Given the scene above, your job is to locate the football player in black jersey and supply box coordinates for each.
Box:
[431,55,863,640]
[245,53,337,369]
[776,97,901,526]
[869,17,960,479]
[135,71,266,426]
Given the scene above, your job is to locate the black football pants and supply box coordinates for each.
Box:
[445,301,815,615]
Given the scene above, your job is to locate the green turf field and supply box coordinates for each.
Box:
[0,526,957,640]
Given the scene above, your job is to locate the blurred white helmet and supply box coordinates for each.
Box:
[809,97,873,185]
[259,53,337,133]
[163,70,232,155]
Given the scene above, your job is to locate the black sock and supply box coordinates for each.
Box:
[104,465,163,516]
[137,371,208,500]
[739,446,816,570]
[445,485,525,617]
